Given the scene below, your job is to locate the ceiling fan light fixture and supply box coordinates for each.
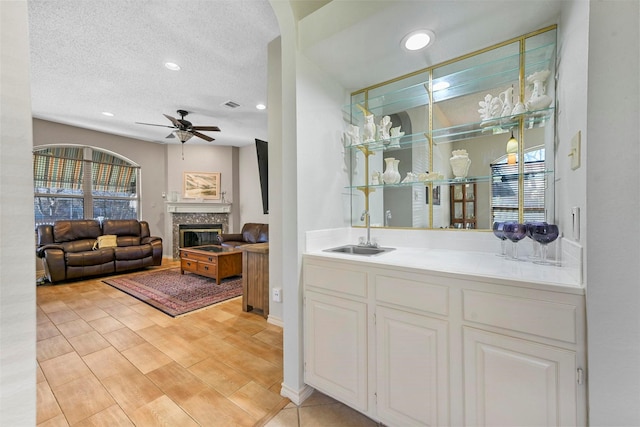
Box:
[174,129,193,143]
[402,29,435,51]
[164,62,181,71]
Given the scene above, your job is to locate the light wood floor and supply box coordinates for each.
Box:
[36,260,288,426]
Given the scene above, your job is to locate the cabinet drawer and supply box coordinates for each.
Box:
[182,251,218,263]
[197,262,217,275]
[305,263,367,298]
[181,259,197,270]
[463,290,577,343]
[376,275,448,316]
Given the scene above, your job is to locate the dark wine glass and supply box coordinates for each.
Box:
[531,224,560,265]
[525,221,547,260]
[503,222,527,260]
[492,221,507,257]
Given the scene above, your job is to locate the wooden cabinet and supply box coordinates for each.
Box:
[450,182,476,229]
[241,243,269,318]
[302,255,587,426]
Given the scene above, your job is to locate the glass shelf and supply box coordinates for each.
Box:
[432,107,555,144]
[346,107,554,150]
[343,41,556,120]
[347,169,554,190]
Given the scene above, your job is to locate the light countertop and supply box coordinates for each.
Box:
[304,228,584,295]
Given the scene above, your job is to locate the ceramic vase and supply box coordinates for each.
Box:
[382,157,401,184]
[449,149,471,179]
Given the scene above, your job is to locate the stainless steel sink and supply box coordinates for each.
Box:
[324,245,395,256]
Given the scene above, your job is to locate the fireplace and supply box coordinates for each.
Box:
[179,224,223,248]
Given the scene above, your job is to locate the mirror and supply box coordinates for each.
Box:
[347,27,556,230]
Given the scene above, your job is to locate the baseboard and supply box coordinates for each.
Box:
[280,382,314,406]
[267,315,283,328]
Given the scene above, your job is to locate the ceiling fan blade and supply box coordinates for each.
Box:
[165,132,175,139]
[163,114,181,128]
[192,126,221,132]
[192,131,214,142]
[135,122,174,128]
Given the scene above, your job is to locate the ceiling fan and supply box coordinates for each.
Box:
[136,109,220,143]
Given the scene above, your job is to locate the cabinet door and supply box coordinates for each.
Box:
[463,327,577,426]
[304,291,368,412]
[376,306,449,427]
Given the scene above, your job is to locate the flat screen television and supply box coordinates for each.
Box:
[255,139,268,214]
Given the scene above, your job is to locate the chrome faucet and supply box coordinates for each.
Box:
[385,209,392,227]
[359,210,378,248]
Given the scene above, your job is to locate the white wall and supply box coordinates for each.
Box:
[585,1,640,424]
[0,1,36,424]
[266,36,283,325]
[557,1,589,275]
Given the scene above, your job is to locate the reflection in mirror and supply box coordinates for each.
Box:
[347,27,556,231]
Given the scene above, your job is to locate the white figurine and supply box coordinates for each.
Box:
[363,114,377,143]
[378,115,392,142]
[389,126,404,149]
[345,124,360,146]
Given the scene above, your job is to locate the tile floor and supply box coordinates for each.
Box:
[36,261,381,426]
[264,391,381,427]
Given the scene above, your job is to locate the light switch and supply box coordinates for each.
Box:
[569,131,581,170]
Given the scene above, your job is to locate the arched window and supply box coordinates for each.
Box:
[33,145,140,225]
[490,146,546,223]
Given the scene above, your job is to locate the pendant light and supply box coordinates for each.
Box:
[506,130,518,165]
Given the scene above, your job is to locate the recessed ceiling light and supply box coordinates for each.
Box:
[433,81,450,91]
[164,62,181,71]
[256,104,266,110]
[402,29,435,51]
[101,111,114,117]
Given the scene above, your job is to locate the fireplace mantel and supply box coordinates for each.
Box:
[166,202,232,214]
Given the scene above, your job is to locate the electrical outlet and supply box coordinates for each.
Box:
[272,287,282,302]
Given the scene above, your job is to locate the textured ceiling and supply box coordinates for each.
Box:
[28,0,280,147]
[28,0,562,147]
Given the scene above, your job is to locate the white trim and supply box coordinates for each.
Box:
[280,383,314,406]
[166,202,231,214]
[267,315,283,328]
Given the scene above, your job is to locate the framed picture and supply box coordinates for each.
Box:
[183,172,221,200]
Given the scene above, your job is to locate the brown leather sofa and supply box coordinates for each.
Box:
[36,219,163,284]
[216,223,268,248]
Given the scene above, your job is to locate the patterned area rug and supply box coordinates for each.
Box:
[103,268,242,317]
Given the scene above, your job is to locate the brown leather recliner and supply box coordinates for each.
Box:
[216,223,268,248]
[36,219,163,283]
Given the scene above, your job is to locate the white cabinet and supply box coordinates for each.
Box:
[376,306,449,426]
[304,290,369,412]
[302,255,586,426]
[463,327,577,426]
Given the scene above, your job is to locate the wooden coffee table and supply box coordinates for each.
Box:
[179,245,242,284]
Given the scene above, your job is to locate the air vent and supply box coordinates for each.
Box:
[223,100,240,109]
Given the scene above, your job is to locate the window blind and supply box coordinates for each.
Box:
[33,147,84,192]
[91,151,138,195]
[491,160,546,223]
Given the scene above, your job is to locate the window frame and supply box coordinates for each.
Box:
[34,145,141,225]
